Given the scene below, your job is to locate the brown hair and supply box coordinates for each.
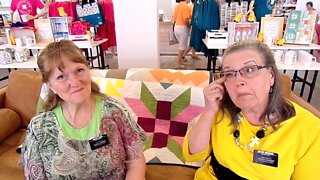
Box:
[220,40,295,127]
[37,40,104,111]
[306,1,313,7]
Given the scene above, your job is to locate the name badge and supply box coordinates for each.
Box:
[253,150,278,167]
[89,134,109,150]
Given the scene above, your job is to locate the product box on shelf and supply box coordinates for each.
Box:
[69,34,93,46]
[260,17,284,44]
[50,17,72,42]
[68,20,92,45]
[0,28,7,45]
[227,22,259,43]
[34,17,73,43]
[206,30,228,45]
[284,10,317,45]
[5,27,36,46]
[220,1,248,28]
[34,19,54,43]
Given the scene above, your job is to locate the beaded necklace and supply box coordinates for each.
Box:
[233,114,268,151]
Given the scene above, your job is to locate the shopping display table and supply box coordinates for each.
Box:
[0,39,108,69]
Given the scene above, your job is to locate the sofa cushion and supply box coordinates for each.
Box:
[0,108,21,142]
[0,129,26,180]
[92,77,205,167]
[5,71,42,127]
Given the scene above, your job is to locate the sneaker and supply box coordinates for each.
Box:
[191,55,201,60]
[174,64,186,69]
[183,58,188,62]
[181,61,188,65]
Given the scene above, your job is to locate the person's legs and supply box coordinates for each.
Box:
[174,25,189,68]
[178,49,186,65]
[191,48,200,59]
[183,47,192,59]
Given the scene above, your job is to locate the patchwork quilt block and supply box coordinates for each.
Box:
[93,77,205,166]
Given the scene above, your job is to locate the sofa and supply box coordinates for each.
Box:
[0,68,319,180]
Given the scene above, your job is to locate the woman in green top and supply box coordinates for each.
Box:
[20,40,147,179]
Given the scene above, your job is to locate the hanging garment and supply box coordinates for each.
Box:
[190,0,220,54]
[10,0,45,27]
[49,2,78,21]
[76,1,104,27]
[253,0,274,23]
[96,0,117,51]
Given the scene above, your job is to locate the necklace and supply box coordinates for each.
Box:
[63,98,94,155]
[233,113,268,151]
[64,98,94,128]
[65,104,77,128]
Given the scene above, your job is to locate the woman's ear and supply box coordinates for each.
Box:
[47,82,57,94]
[269,69,275,86]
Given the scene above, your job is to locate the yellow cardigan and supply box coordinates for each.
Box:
[183,102,320,180]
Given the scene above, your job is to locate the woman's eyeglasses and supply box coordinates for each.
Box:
[220,65,271,81]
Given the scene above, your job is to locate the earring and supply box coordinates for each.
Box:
[269,86,273,94]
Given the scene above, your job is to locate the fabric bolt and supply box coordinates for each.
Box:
[48,2,78,21]
[10,0,45,27]
[183,102,320,179]
[189,0,220,53]
[21,95,146,179]
[97,0,116,51]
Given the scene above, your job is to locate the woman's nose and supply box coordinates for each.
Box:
[67,74,80,84]
[233,73,246,86]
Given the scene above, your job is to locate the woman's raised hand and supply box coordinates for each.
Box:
[203,77,226,115]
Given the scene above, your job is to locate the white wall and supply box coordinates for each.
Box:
[158,0,176,20]
[113,0,159,68]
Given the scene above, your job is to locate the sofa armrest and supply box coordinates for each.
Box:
[146,164,197,180]
[0,87,7,108]
[0,108,21,142]
[289,92,320,118]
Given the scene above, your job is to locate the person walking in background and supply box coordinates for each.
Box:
[172,0,191,69]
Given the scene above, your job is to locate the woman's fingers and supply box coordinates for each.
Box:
[203,77,226,111]
[204,78,225,99]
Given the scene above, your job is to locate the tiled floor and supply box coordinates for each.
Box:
[0,53,319,109]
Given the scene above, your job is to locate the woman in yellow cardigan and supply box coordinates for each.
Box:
[183,40,320,179]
